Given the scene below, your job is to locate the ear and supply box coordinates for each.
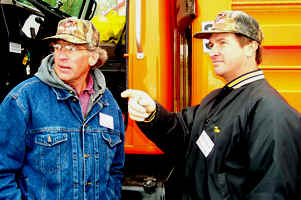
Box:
[244,41,258,57]
[89,51,99,66]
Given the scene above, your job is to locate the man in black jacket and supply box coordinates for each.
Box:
[121,10,301,200]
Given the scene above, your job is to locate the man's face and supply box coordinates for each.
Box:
[208,33,248,82]
[52,40,91,87]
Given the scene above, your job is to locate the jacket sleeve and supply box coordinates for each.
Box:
[246,97,301,200]
[0,95,27,200]
[107,109,125,199]
[137,102,200,159]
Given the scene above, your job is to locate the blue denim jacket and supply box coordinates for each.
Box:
[0,56,125,200]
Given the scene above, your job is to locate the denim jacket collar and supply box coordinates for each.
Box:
[35,54,108,107]
[52,87,109,107]
[35,54,107,96]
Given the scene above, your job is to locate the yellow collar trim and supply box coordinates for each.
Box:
[227,70,264,89]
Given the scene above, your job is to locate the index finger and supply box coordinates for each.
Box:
[121,89,142,99]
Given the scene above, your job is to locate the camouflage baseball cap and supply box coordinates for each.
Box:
[44,17,100,48]
[194,10,263,44]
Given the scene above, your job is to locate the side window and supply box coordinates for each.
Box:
[91,0,128,119]
[43,0,82,16]
[96,0,126,16]
[92,0,126,45]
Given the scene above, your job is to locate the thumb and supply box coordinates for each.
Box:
[139,97,156,114]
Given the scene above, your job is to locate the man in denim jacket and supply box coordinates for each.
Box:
[0,17,125,200]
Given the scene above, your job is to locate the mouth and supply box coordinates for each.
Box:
[210,56,223,65]
[212,60,223,65]
[57,65,71,70]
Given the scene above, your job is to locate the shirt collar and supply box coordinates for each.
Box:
[226,69,264,89]
[84,73,95,95]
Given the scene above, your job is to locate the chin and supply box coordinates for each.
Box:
[213,67,225,77]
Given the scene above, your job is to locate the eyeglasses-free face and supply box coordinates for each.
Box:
[208,33,253,82]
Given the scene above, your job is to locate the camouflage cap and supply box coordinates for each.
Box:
[44,17,100,48]
[194,10,263,44]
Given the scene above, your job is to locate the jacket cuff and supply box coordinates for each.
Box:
[144,106,157,123]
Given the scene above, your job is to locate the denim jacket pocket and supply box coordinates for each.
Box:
[101,131,122,148]
[35,133,68,147]
[33,133,68,174]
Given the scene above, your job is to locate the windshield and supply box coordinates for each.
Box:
[16,0,83,16]
[16,0,125,18]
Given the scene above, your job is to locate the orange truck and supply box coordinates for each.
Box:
[1,0,300,199]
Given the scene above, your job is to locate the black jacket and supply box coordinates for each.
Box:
[138,74,301,200]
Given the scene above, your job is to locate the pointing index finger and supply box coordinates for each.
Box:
[121,89,140,98]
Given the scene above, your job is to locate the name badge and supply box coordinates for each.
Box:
[196,130,214,157]
[99,113,114,130]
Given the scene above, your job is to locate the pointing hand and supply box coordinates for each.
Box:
[121,89,156,121]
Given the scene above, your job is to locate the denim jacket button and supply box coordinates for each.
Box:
[84,154,90,158]
[85,182,92,186]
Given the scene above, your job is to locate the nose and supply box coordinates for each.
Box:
[208,45,219,57]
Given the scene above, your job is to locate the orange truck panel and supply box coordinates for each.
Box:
[125,0,175,154]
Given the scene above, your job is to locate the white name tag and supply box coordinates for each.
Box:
[196,130,214,157]
[9,42,21,54]
[99,113,114,130]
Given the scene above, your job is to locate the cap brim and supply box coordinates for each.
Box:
[194,30,238,39]
[193,32,212,39]
[43,34,88,44]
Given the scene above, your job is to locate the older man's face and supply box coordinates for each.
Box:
[53,40,91,89]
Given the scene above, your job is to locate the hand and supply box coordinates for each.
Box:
[121,89,156,121]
